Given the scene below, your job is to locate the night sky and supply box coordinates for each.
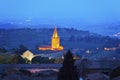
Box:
[0,0,120,30]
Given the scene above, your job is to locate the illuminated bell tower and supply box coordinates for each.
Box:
[52,27,60,49]
[39,26,63,51]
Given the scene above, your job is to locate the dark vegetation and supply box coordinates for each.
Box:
[31,56,55,64]
[110,66,120,80]
[58,50,79,80]
[11,54,26,64]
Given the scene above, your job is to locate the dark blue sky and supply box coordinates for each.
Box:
[0,0,120,25]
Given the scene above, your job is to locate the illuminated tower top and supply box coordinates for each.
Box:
[39,26,64,51]
[52,26,59,37]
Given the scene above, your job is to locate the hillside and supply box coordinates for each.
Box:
[0,28,120,50]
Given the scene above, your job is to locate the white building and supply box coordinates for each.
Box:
[21,50,34,61]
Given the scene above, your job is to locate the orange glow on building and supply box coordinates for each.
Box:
[39,26,64,51]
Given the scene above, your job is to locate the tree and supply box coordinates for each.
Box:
[11,54,26,64]
[0,47,7,53]
[110,66,120,80]
[40,57,53,64]
[57,50,79,80]
[31,56,55,64]
[0,53,12,64]
[15,44,28,55]
[54,58,64,64]
[31,56,41,64]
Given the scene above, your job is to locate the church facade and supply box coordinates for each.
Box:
[39,27,64,51]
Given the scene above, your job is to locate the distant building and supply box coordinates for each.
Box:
[39,26,64,51]
[21,50,34,61]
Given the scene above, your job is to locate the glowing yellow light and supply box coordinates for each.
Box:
[39,26,64,51]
